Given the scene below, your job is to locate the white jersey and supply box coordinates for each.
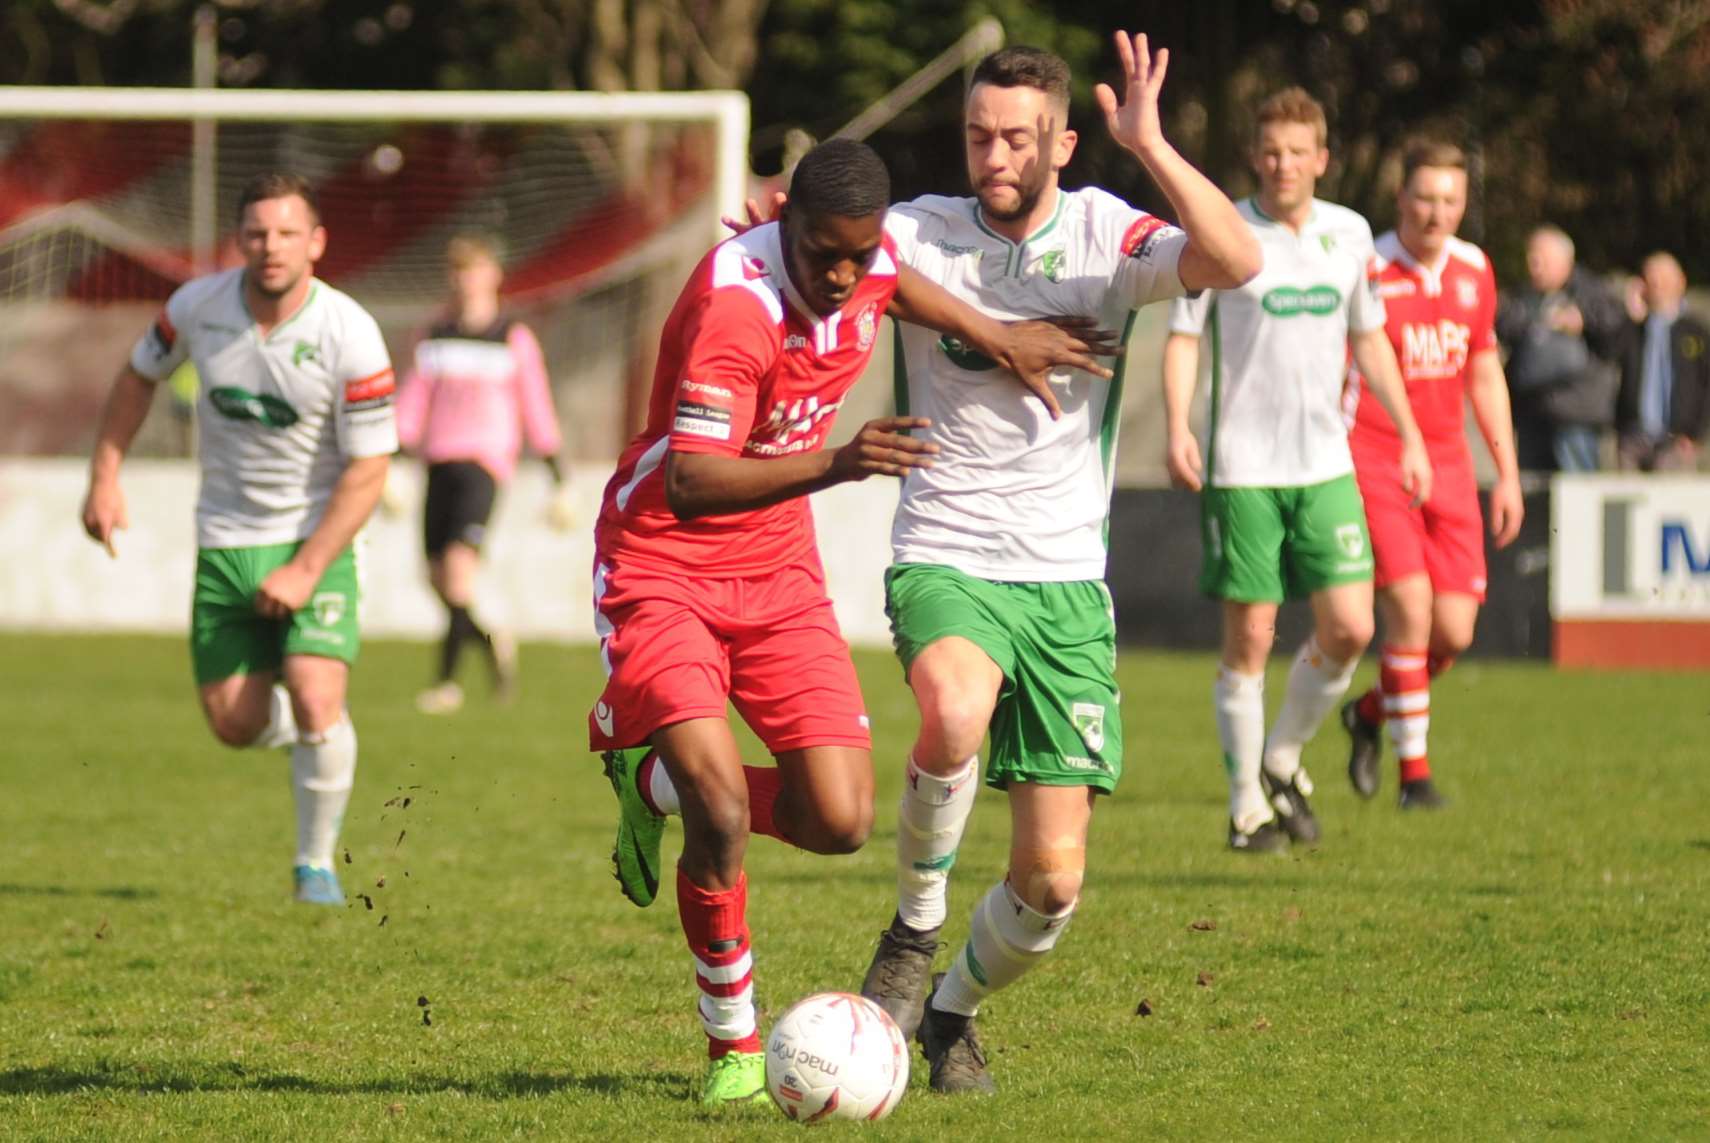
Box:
[130,269,397,548]
[1169,197,1384,488]
[886,188,1189,581]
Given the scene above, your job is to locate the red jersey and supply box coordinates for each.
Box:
[595,222,899,576]
[1347,231,1497,453]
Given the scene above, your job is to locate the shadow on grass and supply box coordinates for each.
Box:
[0,1065,690,1099]
[0,884,159,900]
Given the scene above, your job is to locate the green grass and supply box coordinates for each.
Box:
[1,633,1707,1140]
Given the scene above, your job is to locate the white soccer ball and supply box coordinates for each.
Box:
[765,991,910,1123]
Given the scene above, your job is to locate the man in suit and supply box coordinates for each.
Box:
[1617,251,1710,472]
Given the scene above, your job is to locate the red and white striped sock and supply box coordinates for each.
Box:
[677,868,761,1059]
[1379,645,1431,783]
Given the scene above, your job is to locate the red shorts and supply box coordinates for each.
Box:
[1353,445,1488,600]
[588,554,871,755]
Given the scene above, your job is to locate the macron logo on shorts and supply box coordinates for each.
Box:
[594,701,615,738]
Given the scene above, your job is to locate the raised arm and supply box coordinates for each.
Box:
[81,365,160,557]
[1095,32,1261,293]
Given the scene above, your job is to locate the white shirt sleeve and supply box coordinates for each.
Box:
[883,205,926,269]
[1168,288,1214,337]
[332,302,399,459]
[1346,221,1388,335]
[1109,212,1190,310]
[128,283,196,382]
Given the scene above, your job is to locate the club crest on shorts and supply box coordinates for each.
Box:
[311,591,345,628]
[1336,523,1366,560]
[1071,702,1106,752]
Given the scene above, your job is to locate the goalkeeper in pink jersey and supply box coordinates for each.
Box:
[395,235,567,713]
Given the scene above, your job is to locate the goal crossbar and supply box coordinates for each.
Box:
[0,86,751,233]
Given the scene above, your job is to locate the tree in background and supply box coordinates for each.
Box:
[6,0,1710,281]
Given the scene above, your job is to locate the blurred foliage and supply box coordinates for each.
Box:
[5,0,1710,280]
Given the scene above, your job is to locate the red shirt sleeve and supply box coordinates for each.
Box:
[1470,258,1499,355]
[667,287,779,457]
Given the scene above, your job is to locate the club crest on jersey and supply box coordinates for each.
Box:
[1455,277,1480,310]
[1071,702,1106,752]
[208,386,299,428]
[1040,249,1066,283]
[292,340,318,366]
[855,303,878,351]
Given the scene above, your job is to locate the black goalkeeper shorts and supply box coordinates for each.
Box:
[423,461,498,556]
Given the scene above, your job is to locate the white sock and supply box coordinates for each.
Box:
[291,714,357,870]
[896,754,979,932]
[643,752,680,815]
[1215,667,1270,830]
[932,879,1073,1018]
[1264,637,1358,781]
[254,684,298,750]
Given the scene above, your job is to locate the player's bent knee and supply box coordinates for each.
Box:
[1009,847,1086,916]
[914,684,996,766]
[1321,617,1374,662]
[206,708,266,749]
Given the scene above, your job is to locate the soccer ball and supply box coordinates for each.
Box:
[765,991,910,1123]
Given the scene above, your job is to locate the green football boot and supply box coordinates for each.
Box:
[702,1050,769,1108]
[602,747,667,907]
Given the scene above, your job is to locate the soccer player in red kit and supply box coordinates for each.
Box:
[1340,140,1524,808]
[588,139,1117,1106]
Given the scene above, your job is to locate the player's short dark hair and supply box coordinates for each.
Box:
[971,46,1072,110]
[788,139,890,221]
[236,172,320,226]
[1400,138,1467,184]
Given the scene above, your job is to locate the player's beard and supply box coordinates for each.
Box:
[977,168,1049,224]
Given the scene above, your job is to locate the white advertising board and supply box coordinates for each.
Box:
[1550,474,1710,620]
[0,458,900,647]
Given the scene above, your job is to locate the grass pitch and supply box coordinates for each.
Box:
[1,632,1706,1140]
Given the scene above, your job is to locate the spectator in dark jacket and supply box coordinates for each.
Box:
[1617,251,1710,471]
[1495,226,1626,471]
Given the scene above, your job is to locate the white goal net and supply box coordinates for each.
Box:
[0,87,748,460]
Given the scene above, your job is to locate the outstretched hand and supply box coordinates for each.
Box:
[1093,31,1169,158]
[722,190,787,236]
[992,317,1123,420]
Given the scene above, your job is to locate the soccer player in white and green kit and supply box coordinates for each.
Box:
[1160,88,1433,853]
[81,173,396,905]
[856,36,1261,1093]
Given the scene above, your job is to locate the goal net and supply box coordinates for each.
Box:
[0,88,749,460]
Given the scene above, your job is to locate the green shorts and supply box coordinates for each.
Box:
[190,542,361,685]
[885,563,1121,794]
[1199,474,1373,603]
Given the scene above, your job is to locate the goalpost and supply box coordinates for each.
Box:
[0,87,749,460]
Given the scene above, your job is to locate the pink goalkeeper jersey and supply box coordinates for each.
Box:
[395,318,563,482]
